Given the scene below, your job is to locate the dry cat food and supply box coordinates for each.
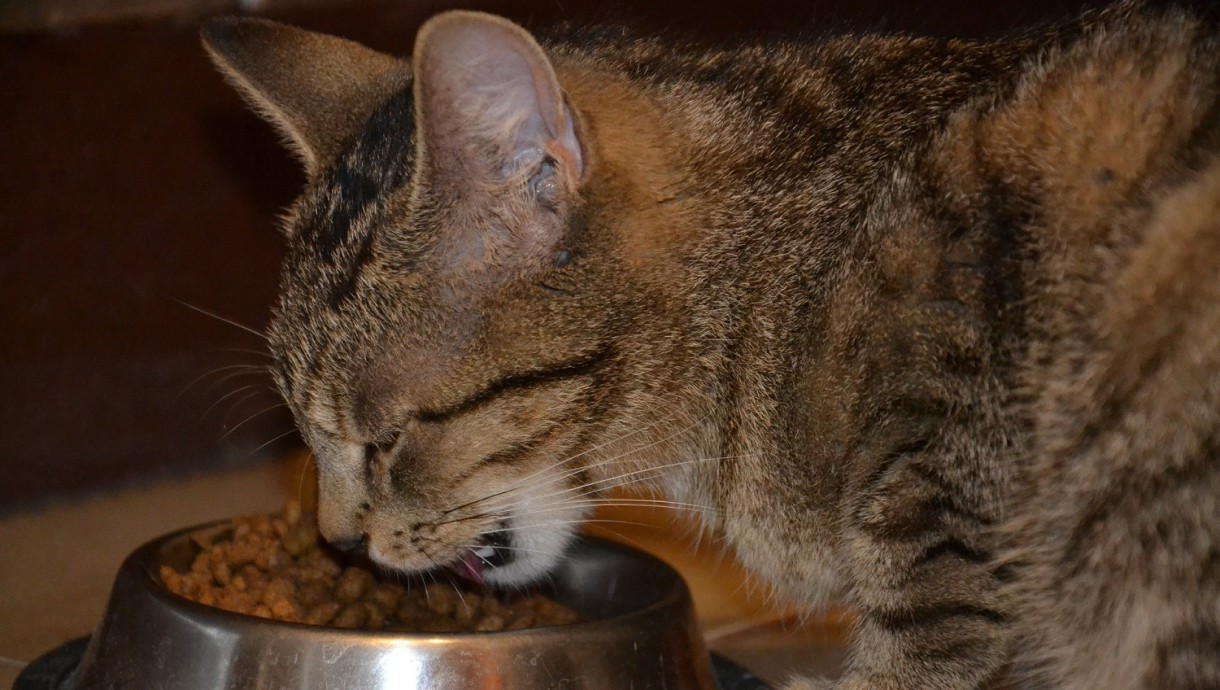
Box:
[159,501,579,632]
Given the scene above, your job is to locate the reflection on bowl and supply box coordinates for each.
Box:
[71,523,717,689]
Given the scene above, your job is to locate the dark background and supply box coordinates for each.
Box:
[0,0,1103,510]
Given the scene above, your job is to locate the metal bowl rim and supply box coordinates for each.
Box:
[127,519,693,641]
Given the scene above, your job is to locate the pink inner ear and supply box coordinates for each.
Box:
[551,100,584,178]
[414,13,583,181]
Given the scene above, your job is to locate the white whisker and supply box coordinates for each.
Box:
[221,401,288,439]
[175,299,267,341]
[297,451,315,506]
[453,542,559,558]
[201,383,264,420]
[178,363,268,398]
[218,389,270,427]
[524,497,713,513]
[495,501,707,522]
[481,517,656,533]
[207,366,272,393]
[456,414,711,516]
[220,347,274,359]
[477,454,743,517]
[247,427,299,455]
[441,411,701,516]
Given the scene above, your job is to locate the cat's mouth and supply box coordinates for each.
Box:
[450,528,513,586]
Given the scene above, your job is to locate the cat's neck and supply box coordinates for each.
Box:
[553,34,1038,523]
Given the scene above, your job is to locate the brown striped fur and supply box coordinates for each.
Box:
[204,2,1220,687]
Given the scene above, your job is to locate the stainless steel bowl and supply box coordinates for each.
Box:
[71,522,716,689]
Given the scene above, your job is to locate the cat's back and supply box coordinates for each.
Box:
[947,2,1220,415]
[929,4,1220,687]
[545,23,1036,201]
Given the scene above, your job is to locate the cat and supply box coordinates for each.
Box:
[202,2,1220,688]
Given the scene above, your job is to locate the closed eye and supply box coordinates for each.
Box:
[413,345,612,423]
[538,281,573,295]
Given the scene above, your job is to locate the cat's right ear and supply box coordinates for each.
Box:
[411,11,585,195]
[201,17,406,177]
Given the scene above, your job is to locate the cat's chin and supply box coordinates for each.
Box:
[365,522,579,587]
[480,523,578,586]
[479,555,552,586]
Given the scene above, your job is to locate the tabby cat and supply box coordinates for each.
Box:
[203,2,1220,687]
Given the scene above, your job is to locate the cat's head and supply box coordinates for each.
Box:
[203,11,703,584]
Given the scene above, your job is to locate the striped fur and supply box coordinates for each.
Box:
[205,2,1220,687]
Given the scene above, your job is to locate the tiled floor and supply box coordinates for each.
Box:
[0,450,848,688]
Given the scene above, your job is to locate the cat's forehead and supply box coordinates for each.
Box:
[282,86,423,303]
[269,86,424,361]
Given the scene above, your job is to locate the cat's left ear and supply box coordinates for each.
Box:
[411,11,584,197]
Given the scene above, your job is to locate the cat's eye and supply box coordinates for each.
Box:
[554,250,572,268]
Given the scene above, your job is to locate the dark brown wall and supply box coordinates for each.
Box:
[0,0,1101,511]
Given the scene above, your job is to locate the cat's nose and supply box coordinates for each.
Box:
[330,533,369,555]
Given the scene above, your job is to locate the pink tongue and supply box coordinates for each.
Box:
[451,551,485,587]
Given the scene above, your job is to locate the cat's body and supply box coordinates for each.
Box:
[204,2,1220,688]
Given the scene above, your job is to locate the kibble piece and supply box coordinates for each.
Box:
[253,544,289,571]
[282,500,302,527]
[211,560,232,586]
[425,584,458,617]
[250,514,275,538]
[191,552,211,576]
[332,602,369,629]
[506,612,536,630]
[281,525,315,557]
[366,583,403,612]
[304,601,342,626]
[189,530,216,551]
[297,580,330,607]
[481,596,503,616]
[263,577,296,607]
[453,598,478,625]
[363,601,387,630]
[300,549,342,578]
[335,567,375,604]
[269,598,300,622]
[224,540,260,568]
[475,614,506,633]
